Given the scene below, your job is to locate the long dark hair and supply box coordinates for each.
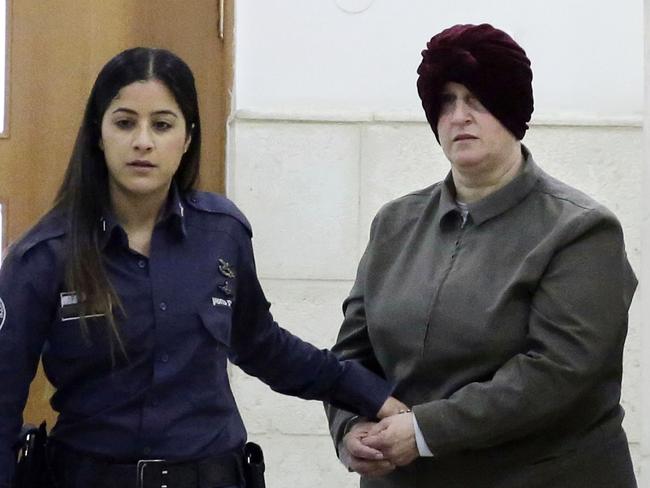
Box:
[54,47,201,348]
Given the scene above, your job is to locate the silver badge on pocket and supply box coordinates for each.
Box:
[218,258,236,279]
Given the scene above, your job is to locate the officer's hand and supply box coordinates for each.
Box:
[376,396,409,419]
[339,421,396,478]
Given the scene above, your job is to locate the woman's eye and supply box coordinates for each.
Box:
[468,97,487,112]
[439,94,456,113]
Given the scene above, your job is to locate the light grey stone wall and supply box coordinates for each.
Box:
[227,115,643,487]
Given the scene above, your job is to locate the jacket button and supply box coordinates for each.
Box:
[159,302,167,311]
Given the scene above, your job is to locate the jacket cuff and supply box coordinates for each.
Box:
[333,360,393,419]
[412,401,456,455]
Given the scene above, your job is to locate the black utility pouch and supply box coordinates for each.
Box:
[243,442,265,488]
[13,422,49,488]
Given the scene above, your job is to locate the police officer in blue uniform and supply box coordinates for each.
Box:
[0,48,403,488]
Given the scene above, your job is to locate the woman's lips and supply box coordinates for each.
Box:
[453,134,478,142]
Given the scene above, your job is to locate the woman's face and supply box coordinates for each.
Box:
[100,79,191,203]
[436,82,518,178]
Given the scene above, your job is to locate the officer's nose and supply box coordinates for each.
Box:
[133,126,154,152]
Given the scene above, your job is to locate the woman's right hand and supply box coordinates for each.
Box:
[339,421,396,477]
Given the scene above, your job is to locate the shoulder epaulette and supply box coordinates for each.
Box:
[12,209,68,258]
[185,191,252,236]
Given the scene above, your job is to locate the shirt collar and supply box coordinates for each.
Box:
[438,145,539,227]
[437,175,460,227]
[160,183,188,238]
[98,183,188,250]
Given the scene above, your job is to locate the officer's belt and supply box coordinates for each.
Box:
[49,441,242,488]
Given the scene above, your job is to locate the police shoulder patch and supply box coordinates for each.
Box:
[0,297,6,331]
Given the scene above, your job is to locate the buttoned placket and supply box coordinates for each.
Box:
[138,224,175,458]
[135,198,186,458]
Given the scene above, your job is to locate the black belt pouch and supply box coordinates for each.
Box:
[13,422,49,488]
[243,442,265,488]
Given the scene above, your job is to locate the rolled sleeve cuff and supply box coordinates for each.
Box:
[333,360,392,419]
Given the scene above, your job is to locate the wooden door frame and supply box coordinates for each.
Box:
[0,0,10,139]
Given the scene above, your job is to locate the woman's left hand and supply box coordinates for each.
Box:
[362,413,419,466]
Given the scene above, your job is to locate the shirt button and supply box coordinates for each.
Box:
[191,197,198,203]
[159,302,167,311]
[137,260,147,269]
[143,446,152,456]
[160,353,169,363]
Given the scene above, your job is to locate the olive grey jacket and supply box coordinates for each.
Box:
[326,149,637,488]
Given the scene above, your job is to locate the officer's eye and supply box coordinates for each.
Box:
[153,120,173,132]
[114,118,135,130]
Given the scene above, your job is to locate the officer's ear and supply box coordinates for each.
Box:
[184,123,194,154]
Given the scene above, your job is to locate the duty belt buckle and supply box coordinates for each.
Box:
[137,459,168,488]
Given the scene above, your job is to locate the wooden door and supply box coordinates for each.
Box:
[0,0,234,426]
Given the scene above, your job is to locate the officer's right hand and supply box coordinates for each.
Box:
[339,421,396,478]
[376,396,409,419]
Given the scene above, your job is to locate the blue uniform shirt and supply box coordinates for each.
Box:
[0,189,391,486]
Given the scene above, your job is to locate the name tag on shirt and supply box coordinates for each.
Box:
[212,297,232,308]
[59,292,106,322]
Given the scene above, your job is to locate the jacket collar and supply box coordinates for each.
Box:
[437,145,540,227]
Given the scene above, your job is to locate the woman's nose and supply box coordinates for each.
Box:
[450,100,471,123]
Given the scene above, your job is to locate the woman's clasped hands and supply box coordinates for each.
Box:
[340,399,420,477]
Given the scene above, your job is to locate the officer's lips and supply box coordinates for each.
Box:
[127,160,156,168]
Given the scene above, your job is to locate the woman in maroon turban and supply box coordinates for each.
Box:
[326,24,637,488]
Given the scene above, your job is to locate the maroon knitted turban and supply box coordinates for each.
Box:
[417,24,533,141]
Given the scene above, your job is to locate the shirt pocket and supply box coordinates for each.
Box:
[198,304,233,349]
[47,317,111,360]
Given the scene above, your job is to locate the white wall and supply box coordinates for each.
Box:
[640,3,650,488]
[235,0,642,121]
[230,2,646,486]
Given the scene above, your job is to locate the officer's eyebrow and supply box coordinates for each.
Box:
[111,107,179,118]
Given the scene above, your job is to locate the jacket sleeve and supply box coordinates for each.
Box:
[228,230,391,421]
[323,217,388,451]
[412,209,637,455]
[0,246,56,488]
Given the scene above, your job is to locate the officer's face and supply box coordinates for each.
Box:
[100,79,191,204]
